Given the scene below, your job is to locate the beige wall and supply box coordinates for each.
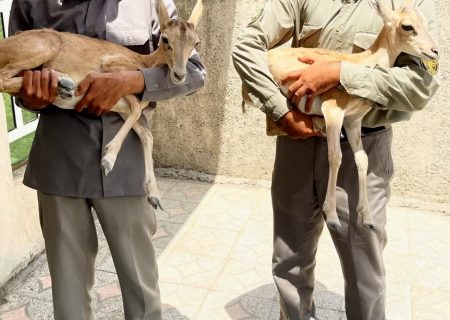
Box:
[0,99,43,287]
[153,0,450,205]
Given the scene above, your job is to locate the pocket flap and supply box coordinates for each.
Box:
[353,32,378,51]
[298,24,323,48]
[106,28,150,46]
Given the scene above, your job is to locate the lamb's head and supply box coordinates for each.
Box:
[157,0,202,84]
[369,0,439,61]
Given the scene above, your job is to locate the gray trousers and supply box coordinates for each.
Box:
[272,128,394,320]
[37,192,162,320]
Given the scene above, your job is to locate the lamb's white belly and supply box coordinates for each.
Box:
[53,95,130,113]
[279,84,323,115]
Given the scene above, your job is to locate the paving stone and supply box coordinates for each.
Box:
[241,283,278,300]
[313,291,344,311]
[225,295,274,320]
[26,298,54,320]
[152,220,184,249]
[267,300,281,320]
[95,296,124,316]
[157,198,199,224]
[315,307,345,320]
[162,304,190,320]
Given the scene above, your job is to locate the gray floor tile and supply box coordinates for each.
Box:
[313,291,344,311]
[225,295,274,320]
[162,304,191,320]
[26,298,54,320]
[315,307,345,320]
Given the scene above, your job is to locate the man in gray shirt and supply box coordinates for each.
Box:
[9,0,205,319]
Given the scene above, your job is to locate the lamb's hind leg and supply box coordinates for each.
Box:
[0,43,61,93]
[322,104,345,230]
[0,67,28,93]
[132,120,162,210]
[343,113,375,231]
[101,95,144,175]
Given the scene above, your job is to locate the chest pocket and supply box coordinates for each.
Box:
[298,24,323,48]
[105,0,151,47]
[353,31,378,53]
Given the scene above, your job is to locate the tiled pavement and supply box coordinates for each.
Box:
[1,177,450,320]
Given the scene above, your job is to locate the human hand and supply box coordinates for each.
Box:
[278,109,322,139]
[17,68,59,110]
[280,57,341,113]
[75,71,145,116]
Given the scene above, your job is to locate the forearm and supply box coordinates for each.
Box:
[232,0,299,121]
[232,36,291,121]
[140,53,206,101]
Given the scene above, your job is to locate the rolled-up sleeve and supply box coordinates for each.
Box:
[340,0,440,127]
[340,54,439,112]
[232,0,300,121]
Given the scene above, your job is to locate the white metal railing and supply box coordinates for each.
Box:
[1,0,39,143]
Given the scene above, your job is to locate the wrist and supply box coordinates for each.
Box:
[20,98,47,111]
[124,71,145,95]
[331,61,341,86]
[277,110,293,129]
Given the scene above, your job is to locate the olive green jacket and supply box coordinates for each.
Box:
[232,0,440,127]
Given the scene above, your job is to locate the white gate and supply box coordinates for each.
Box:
[0,0,39,143]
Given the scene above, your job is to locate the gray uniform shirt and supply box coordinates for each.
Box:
[232,0,439,127]
[9,0,206,198]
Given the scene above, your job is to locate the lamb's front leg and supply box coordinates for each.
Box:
[101,94,143,175]
[322,104,345,230]
[132,121,162,210]
[343,114,375,231]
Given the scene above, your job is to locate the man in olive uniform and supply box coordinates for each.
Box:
[232,0,439,319]
[9,0,205,319]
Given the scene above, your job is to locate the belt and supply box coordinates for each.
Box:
[341,126,386,141]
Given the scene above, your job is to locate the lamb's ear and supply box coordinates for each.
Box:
[188,0,203,29]
[157,0,171,32]
[368,0,394,23]
[401,0,415,9]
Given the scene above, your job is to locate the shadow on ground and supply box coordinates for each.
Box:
[225,283,346,320]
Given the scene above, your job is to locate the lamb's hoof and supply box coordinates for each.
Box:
[101,156,114,176]
[148,197,163,211]
[57,77,76,99]
[364,222,377,232]
[326,216,342,231]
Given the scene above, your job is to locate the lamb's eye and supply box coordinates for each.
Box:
[402,24,414,32]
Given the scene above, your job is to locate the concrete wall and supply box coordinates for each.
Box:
[153,0,450,205]
[0,99,43,287]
